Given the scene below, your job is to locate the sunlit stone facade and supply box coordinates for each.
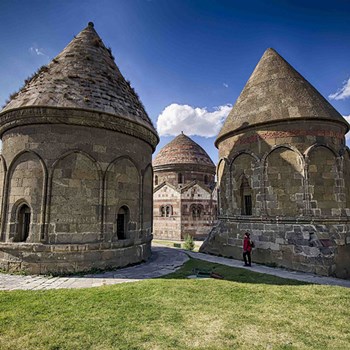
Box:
[201,49,350,278]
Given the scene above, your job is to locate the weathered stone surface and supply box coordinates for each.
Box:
[217,48,348,144]
[1,23,156,137]
[0,23,158,274]
[201,48,350,279]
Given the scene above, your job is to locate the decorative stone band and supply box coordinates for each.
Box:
[0,235,152,274]
[0,106,159,151]
[234,129,344,146]
[153,163,216,174]
[215,118,348,147]
[218,215,350,223]
[0,234,152,253]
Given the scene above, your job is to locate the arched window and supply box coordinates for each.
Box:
[204,175,208,184]
[166,205,173,217]
[160,206,165,217]
[191,205,201,219]
[178,173,183,184]
[240,175,252,215]
[16,204,31,242]
[117,206,129,240]
[154,175,158,186]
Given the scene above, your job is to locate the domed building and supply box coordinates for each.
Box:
[153,133,217,240]
[201,48,350,278]
[0,23,159,274]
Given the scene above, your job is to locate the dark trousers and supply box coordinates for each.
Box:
[243,251,251,266]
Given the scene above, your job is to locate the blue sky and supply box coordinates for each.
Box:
[0,0,350,163]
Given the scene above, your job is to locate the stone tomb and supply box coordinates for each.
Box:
[201,48,350,278]
[0,23,159,274]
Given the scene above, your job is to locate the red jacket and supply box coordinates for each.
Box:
[243,237,252,252]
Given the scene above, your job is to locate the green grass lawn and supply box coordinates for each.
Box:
[0,259,349,350]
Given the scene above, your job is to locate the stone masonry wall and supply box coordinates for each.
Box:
[0,124,153,274]
[154,168,215,188]
[202,219,350,278]
[202,120,350,278]
[5,152,44,243]
[153,185,181,240]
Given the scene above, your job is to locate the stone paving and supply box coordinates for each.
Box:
[0,247,189,291]
[1,245,349,291]
[185,250,350,288]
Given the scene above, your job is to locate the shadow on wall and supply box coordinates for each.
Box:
[220,130,342,218]
[203,124,350,278]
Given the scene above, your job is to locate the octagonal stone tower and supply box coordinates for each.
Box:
[153,133,217,240]
[201,48,350,278]
[0,23,159,274]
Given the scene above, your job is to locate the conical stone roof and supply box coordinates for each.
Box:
[0,22,158,148]
[153,133,215,169]
[216,48,349,145]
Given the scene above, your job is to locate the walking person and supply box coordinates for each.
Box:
[243,232,253,266]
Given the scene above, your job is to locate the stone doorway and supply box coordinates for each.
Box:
[16,204,31,242]
[117,206,129,240]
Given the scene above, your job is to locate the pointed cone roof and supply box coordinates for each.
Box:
[153,133,215,168]
[216,48,348,145]
[1,22,157,142]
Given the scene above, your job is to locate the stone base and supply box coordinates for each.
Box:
[200,218,350,279]
[0,236,152,275]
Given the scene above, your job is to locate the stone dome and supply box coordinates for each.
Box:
[216,48,349,146]
[153,133,215,169]
[0,22,158,150]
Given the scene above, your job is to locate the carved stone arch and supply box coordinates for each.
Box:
[141,163,153,180]
[264,146,305,217]
[10,198,31,221]
[47,150,102,243]
[8,150,48,197]
[230,153,258,216]
[216,157,229,216]
[229,150,260,169]
[141,163,153,235]
[10,199,32,242]
[105,155,141,179]
[306,145,339,216]
[305,143,339,159]
[4,151,46,242]
[216,157,228,186]
[0,155,8,173]
[263,144,305,173]
[342,147,350,210]
[0,155,7,240]
[104,156,140,241]
[51,149,102,175]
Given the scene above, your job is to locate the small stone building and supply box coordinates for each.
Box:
[201,48,350,278]
[0,23,159,274]
[153,133,217,240]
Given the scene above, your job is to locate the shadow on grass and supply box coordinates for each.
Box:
[161,258,310,286]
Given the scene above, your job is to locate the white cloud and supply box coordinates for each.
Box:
[329,78,350,100]
[223,83,229,88]
[29,46,47,57]
[157,103,232,138]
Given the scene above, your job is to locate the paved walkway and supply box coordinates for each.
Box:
[1,245,349,290]
[0,247,189,291]
[185,250,350,288]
